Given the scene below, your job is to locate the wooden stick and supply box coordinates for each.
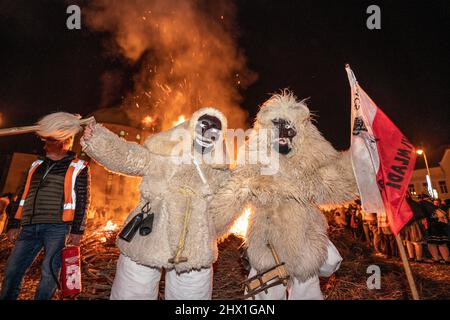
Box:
[0,124,41,136]
[0,116,95,137]
[395,233,420,300]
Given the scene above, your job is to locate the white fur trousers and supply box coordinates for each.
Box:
[110,254,213,300]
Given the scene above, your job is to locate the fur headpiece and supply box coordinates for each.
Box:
[144,107,228,157]
[254,89,339,168]
[255,90,310,130]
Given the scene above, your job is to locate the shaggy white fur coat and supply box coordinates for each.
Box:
[81,108,230,272]
[209,92,358,282]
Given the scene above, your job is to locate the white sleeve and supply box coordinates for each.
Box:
[318,240,343,277]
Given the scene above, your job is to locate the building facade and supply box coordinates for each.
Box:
[1,152,38,196]
[409,148,450,200]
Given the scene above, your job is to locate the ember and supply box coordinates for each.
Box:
[142,115,156,128]
[102,220,118,232]
[77,222,121,299]
[172,115,186,127]
[229,206,252,238]
[96,220,119,243]
[84,0,256,132]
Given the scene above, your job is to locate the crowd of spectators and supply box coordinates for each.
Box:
[330,194,450,264]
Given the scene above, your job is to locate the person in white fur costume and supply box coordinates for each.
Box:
[209,91,358,300]
[81,107,230,300]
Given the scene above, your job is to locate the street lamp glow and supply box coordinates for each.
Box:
[432,189,439,199]
[416,147,436,198]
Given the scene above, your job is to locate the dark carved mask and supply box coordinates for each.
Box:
[271,118,297,155]
[193,114,222,154]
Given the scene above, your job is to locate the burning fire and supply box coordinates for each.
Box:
[103,220,118,232]
[98,220,119,243]
[85,0,256,138]
[229,206,252,238]
[142,115,156,128]
[172,115,186,127]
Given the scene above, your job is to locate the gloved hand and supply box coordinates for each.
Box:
[82,122,96,142]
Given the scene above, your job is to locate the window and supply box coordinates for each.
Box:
[439,181,448,194]
[408,184,416,194]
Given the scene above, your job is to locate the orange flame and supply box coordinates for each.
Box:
[98,220,119,243]
[84,0,256,132]
[142,115,156,127]
[229,206,252,238]
[172,115,186,127]
[102,220,118,232]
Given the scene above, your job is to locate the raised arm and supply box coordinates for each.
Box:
[80,123,153,177]
[314,150,359,206]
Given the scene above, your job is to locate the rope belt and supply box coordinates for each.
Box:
[168,186,196,264]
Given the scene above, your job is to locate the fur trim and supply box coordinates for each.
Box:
[246,199,329,282]
[256,90,310,130]
[81,123,152,177]
[144,107,228,157]
[188,107,228,138]
[144,121,190,156]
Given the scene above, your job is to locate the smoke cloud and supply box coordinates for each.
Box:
[85,0,256,130]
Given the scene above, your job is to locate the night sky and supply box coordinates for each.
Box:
[0,0,449,165]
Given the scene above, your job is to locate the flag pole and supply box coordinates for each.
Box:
[345,64,420,300]
[394,233,420,300]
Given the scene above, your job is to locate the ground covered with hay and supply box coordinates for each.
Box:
[0,220,448,300]
[325,225,450,300]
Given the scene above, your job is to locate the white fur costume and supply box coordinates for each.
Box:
[209,91,358,300]
[81,108,229,300]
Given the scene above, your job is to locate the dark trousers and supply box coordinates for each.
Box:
[369,224,383,253]
[0,224,70,300]
[383,234,398,257]
[362,223,371,243]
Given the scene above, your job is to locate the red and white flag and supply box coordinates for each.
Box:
[346,65,416,234]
